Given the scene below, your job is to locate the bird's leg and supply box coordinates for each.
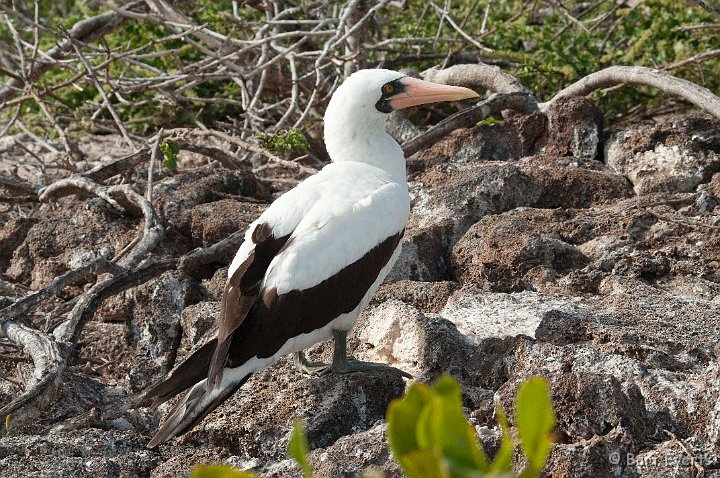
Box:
[328,329,412,379]
[292,351,329,375]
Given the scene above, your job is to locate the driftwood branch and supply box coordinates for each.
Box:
[0,173,39,197]
[39,176,124,211]
[1,258,121,324]
[543,65,720,120]
[0,321,63,418]
[423,63,531,94]
[178,229,245,273]
[54,258,176,347]
[165,128,318,175]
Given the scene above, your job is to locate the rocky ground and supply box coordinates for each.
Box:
[1,99,720,477]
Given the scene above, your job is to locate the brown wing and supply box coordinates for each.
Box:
[225,230,404,366]
[206,222,291,390]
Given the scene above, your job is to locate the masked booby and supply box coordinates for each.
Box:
[144,69,478,447]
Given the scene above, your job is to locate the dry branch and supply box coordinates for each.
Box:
[82,148,151,183]
[39,176,124,211]
[664,49,720,71]
[423,63,531,94]
[0,320,63,418]
[107,184,166,269]
[178,230,245,274]
[1,258,121,324]
[0,173,39,197]
[54,258,176,347]
[544,65,720,120]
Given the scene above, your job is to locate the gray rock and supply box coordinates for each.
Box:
[544,96,604,161]
[605,113,720,195]
[389,161,542,281]
[125,271,190,392]
[152,166,269,240]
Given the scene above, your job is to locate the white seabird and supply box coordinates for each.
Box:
[144,68,478,447]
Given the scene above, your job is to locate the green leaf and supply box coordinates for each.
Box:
[476,117,503,127]
[402,448,451,478]
[387,383,428,457]
[190,464,257,478]
[288,419,313,478]
[516,377,556,475]
[160,141,179,170]
[387,375,489,478]
[431,376,488,472]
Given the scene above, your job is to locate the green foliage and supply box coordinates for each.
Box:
[387,375,556,478]
[190,464,256,478]
[188,418,313,478]
[490,407,513,474]
[255,128,310,155]
[289,419,313,478]
[382,0,720,122]
[516,378,555,476]
[387,376,489,477]
[476,118,503,127]
[160,141,179,170]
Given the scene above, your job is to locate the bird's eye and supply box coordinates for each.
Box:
[383,83,395,95]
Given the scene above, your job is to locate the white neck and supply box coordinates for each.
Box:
[324,108,407,181]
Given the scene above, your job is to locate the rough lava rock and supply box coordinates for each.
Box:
[544,96,604,161]
[5,196,136,289]
[3,107,720,478]
[605,113,720,195]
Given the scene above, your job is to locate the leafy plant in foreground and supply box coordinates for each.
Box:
[191,464,256,478]
[190,375,556,478]
[288,420,313,478]
[387,375,556,478]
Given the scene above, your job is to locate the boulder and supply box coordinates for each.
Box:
[152,166,269,241]
[5,197,136,289]
[389,161,542,281]
[605,113,720,195]
[544,96,604,161]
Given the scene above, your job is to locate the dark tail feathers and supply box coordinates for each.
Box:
[147,375,249,448]
[140,339,218,409]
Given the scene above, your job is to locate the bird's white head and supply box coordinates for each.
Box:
[323,69,478,176]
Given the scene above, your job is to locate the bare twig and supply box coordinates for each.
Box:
[62,29,137,151]
[165,128,317,175]
[147,128,164,202]
[663,49,720,72]
[0,1,148,103]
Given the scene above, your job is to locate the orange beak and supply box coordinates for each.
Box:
[390,76,479,109]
